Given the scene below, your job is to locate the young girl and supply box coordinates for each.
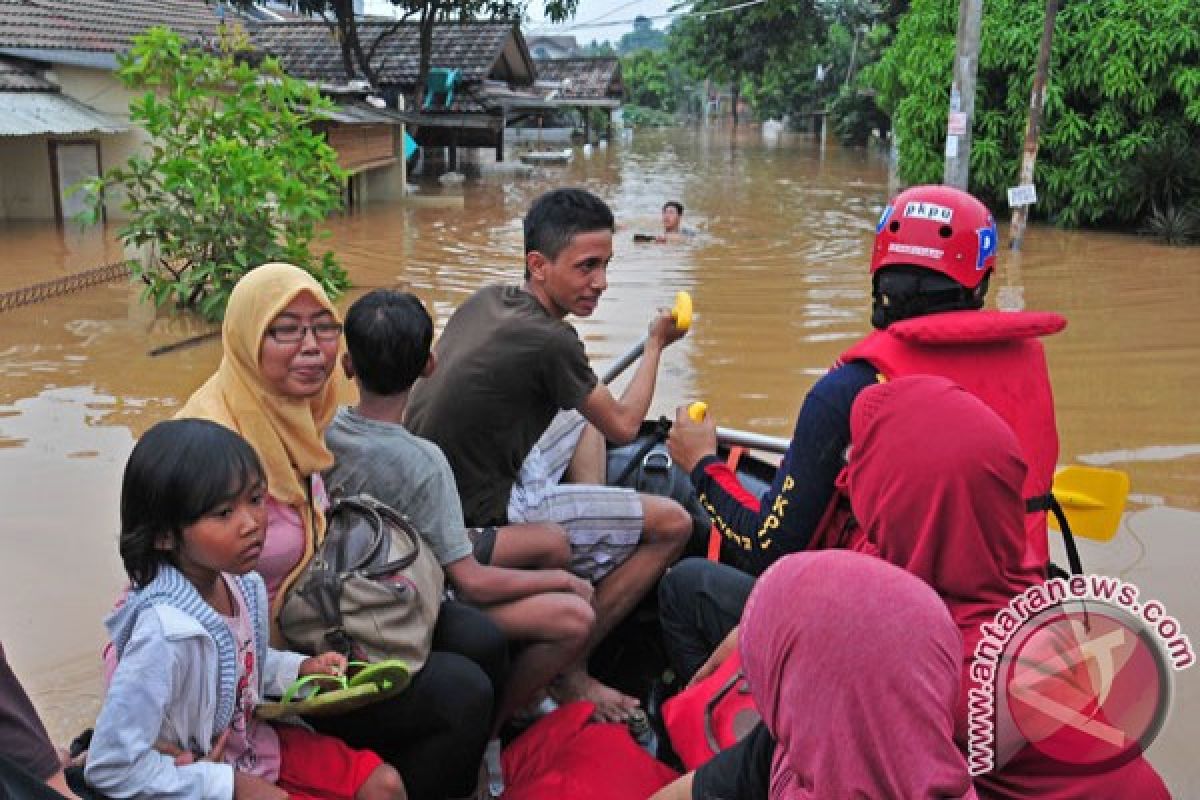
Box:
[84,418,406,800]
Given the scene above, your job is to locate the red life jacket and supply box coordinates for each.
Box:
[835,309,1066,574]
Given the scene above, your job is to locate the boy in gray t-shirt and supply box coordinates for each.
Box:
[324,290,595,734]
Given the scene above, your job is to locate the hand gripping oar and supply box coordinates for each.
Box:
[601,291,693,385]
[687,403,1130,543]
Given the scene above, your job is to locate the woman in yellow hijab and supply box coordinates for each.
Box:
[179,262,341,621]
[179,263,505,800]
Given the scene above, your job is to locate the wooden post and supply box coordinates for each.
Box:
[944,0,983,190]
[1009,0,1059,250]
[496,111,506,162]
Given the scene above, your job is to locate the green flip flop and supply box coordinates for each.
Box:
[346,659,411,700]
[256,659,410,720]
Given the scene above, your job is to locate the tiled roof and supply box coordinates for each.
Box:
[0,0,222,54]
[0,55,55,90]
[249,19,520,89]
[526,35,577,52]
[535,56,622,99]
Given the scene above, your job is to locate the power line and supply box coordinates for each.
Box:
[573,0,659,26]
[527,0,769,32]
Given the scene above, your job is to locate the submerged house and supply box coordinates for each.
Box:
[0,0,410,222]
[251,20,553,166]
[533,56,624,140]
[0,0,222,223]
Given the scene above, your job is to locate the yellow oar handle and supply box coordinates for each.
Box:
[1052,489,1105,510]
[687,401,708,421]
[671,291,693,332]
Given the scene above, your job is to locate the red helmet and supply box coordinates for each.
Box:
[871,185,998,289]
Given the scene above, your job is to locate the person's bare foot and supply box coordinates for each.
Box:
[549,669,640,723]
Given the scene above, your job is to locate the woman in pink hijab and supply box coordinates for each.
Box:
[657,375,1170,800]
[847,375,1169,800]
[740,549,977,799]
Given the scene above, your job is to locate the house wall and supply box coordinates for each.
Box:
[57,65,148,222]
[0,66,145,222]
[363,127,408,202]
[0,135,56,219]
[0,64,412,221]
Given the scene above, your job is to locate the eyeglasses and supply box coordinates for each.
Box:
[265,321,343,344]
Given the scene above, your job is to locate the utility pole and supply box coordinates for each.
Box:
[1009,0,1060,250]
[943,0,984,190]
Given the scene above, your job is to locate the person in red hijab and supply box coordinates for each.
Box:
[741,550,976,800]
[658,375,1170,800]
[847,375,1169,800]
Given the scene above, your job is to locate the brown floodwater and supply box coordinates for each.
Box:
[2,126,1197,791]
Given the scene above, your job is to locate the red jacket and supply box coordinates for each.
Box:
[837,309,1066,574]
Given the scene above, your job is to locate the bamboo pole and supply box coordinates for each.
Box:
[1009,0,1060,250]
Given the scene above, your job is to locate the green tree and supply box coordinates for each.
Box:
[621,48,681,111]
[79,27,348,322]
[869,0,1200,229]
[618,16,667,54]
[582,39,617,56]
[669,0,825,125]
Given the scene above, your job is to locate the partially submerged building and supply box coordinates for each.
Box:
[251,20,552,166]
[0,0,410,222]
[533,56,624,140]
[0,0,221,223]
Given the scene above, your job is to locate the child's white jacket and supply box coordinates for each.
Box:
[85,569,305,799]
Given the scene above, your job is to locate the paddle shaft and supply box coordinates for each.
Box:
[601,339,650,384]
[715,427,790,454]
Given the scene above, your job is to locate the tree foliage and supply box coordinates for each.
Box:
[79,27,348,321]
[668,0,829,123]
[869,0,1200,229]
[621,48,682,112]
[618,16,667,54]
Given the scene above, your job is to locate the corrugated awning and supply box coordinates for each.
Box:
[322,102,408,126]
[0,91,128,136]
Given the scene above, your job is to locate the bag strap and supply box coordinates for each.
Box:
[355,495,423,576]
[1026,492,1084,576]
[703,668,747,755]
[327,495,389,571]
[613,416,673,487]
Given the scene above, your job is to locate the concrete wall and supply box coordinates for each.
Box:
[0,65,144,222]
[57,65,148,222]
[362,129,408,203]
[0,135,56,220]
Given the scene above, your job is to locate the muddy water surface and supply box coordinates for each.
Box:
[2,127,1197,791]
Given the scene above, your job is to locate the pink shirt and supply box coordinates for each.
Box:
[220,575,282,781]
[258,474,329,605]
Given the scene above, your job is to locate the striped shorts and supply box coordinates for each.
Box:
[507,410,644,583]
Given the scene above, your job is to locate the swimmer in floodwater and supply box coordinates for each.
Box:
[632,201,697,243]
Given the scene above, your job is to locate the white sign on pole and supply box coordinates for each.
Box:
[945,135,959,158]
[947,112,968,136]
[1007,184,1038,208]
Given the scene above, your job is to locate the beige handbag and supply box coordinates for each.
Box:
[278,493,444,673]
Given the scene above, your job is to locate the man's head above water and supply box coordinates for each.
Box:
[662,201,684,234]
[869,185,998,329]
